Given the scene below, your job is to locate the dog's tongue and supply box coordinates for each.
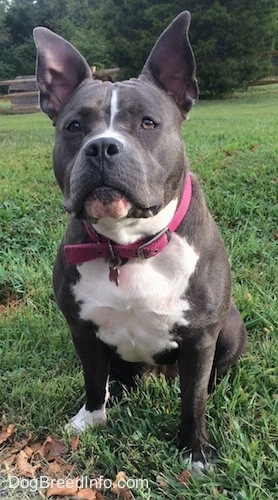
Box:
[84,187,132,219]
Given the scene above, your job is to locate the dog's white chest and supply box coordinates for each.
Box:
[72,234,199,363]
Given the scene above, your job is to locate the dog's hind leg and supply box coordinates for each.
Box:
[208,301,247,392]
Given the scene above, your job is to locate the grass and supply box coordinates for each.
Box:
[0,100,11,112]
[0,87,277,499]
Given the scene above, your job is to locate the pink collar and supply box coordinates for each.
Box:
[64,174,192,277]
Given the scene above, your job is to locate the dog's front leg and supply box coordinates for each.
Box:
[66,321,110,433]
[178,332,217,465]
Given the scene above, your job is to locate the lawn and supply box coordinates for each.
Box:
[0,89,277,499]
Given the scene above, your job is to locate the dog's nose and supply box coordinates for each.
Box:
[85,137,121,158]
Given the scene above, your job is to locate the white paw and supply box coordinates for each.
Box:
[183,457,215,476]
[189,460,215,475]
[65,404,107,434]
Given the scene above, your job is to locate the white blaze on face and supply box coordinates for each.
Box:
[109,89,119,129]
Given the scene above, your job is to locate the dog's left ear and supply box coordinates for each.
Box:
[140,11,198,115]
[33,27,92,121]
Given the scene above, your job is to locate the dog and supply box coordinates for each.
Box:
[33,11,247,470]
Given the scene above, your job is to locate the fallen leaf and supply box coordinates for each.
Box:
[111,471,126,493]
[16,449,36,478]
[156,474,169,489]
[35,435,68,462]
[3,454,16,470]
[45,459,63,476]
[23,446,34,459]
[13,433,32,451]
[76,488,97,499]
[71,435,80,451]
[30,441,42,454]
[0,424,17,445]
[177,469,191,485]
[41,457,76,480]
[46,477,79,498]
[34,435,51,460]
[111,471,132,499]
[95,493,105,500]
[122,489,132,499]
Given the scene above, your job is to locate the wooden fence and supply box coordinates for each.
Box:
[0,76,39,114]
[0,68,120,114]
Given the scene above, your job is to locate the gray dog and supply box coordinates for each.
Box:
[34,11,247,470]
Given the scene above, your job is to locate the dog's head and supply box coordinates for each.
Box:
[34,11,197,223]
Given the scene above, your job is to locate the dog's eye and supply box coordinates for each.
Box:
[66,121,82,133]
[141,117,157,130]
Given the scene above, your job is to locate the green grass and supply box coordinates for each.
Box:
[0,100,11,112]
[0,90,277,499]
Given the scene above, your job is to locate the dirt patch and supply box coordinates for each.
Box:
[0,294,24,317]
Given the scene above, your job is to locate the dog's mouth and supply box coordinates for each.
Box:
[64,185,162,221]
[84,187,132,219]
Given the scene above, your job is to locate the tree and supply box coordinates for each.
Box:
[0,0,277,96]
[0,0,14,79]
[190,0,278,96]
[96,0,185,79]
[0,0,112,79]
[65,0,113,68]
[0,0,41,78]
[98,0,278,96]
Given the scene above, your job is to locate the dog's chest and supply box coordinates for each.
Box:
[72,234,199,363]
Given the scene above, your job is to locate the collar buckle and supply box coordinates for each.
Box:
[136,228,171,259]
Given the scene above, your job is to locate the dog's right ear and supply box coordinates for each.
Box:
[33,27,92,121]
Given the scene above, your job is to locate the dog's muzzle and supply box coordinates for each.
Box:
[64,136,164,219]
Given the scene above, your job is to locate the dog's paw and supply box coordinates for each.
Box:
[185,459,215,476]
[183,447,216,476]
[65,404,107,434]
